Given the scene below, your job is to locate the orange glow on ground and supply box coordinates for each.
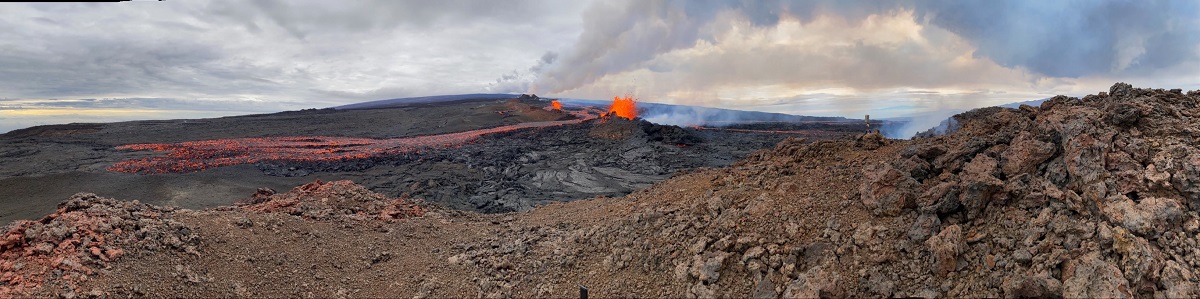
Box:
[108,119,590,174]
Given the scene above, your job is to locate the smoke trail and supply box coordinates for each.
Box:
[879,109,964,139]
[533,0,799,94]
[488,51,560,93]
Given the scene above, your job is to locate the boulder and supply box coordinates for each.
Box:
[1061,253,1132,299]
[691,252,729,284]
[907,213,941,242]
[958,155,1004,219]
[860,162,919,216]
[926,224,962,276]
[1101,196,1184,237]
[894,155,933,182]
[751,274,778,299]
[1061,132,1111,194]
[1111,228,1160,290]
[1157,260,1197,299]
[1000,272,1061,298]
[1000,132,1056,176]
[917,181,960,214]
[782,267,841,299]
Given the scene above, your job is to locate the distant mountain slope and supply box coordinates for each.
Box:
[334,93,517,110]
[334,94,852,126]
[998,98,1049,109]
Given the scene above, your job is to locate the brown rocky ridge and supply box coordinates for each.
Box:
[1,83,1199,298]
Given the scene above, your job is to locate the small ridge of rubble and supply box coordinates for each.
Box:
[1,194,198,297]
[237,179,426,222]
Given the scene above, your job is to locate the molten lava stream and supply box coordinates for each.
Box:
[108,118,592,174]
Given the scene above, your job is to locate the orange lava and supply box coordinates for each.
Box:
[551,100,563,110]
[109,119,588,174]
[608,96,638,119]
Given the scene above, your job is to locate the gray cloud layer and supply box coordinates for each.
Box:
[0,1,585,108]
[532,0,1200,93]
[914,0,1200,77]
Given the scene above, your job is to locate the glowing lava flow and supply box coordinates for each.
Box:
[608,96,637,119]
[109,119,590,174]
[550,100,563,110]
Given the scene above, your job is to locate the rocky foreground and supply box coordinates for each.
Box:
[3,83,1200,298]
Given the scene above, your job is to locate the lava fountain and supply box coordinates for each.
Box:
[608,96,638,119]
[550,100,563,110]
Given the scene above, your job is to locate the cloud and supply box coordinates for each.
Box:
[490,0,1200,141]
[0,1,587,108]
[912,0,1200,77]
[487,51,560,94]
[537,0,1200,94]
[210,0,579,39]
[544,9,1038,115]
[0,97,304,112]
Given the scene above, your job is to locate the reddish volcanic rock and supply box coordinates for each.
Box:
[0,194,197,297]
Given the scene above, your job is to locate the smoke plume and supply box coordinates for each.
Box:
[530,0,1195,123]
[488,51,560,93]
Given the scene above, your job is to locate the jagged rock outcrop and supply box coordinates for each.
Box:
[857,83,1200,297]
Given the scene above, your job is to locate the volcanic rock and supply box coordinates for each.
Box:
[1062,253,1133,298]
[907,213,941,242]
[6,83,1200,298]
[782,266,841,298]
[692,252,728,284]
[1,193,197,297]
[1000,273,1061,298]
[239,180,425,221]
[860,162,918,216]
[1159,260,1198,298]
[856,131,887,150]
[1000,132,1056,176]
[926,224,962,276]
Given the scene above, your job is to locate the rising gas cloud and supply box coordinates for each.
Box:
[530,0,1197,94]
[497,0,1197,137]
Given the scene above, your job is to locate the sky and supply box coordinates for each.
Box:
[1,0,1198,133]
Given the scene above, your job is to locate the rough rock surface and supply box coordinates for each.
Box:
[1,194,197,297]
[3,83,1200,298]
[255,114,830,214]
